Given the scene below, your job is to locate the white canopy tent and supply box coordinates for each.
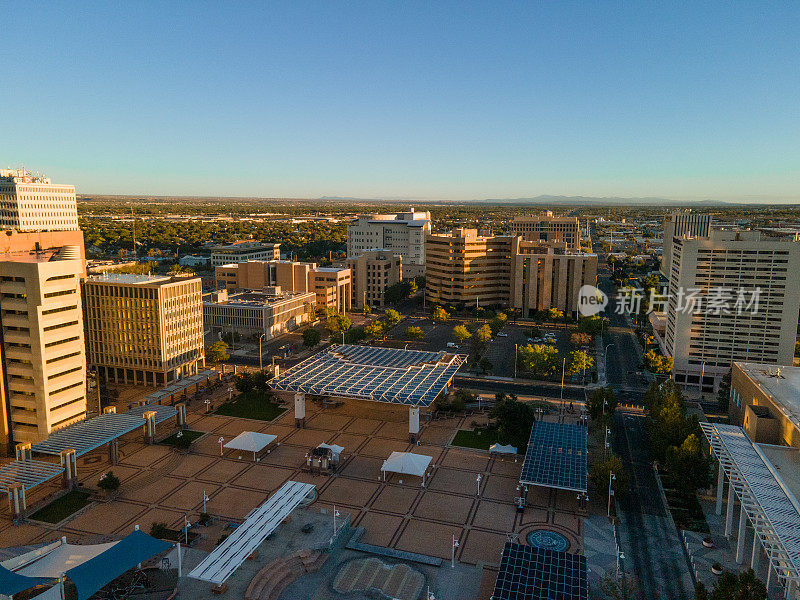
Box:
[380,452,433,486]
[317,443,344,461]
[223,431,278,461]
[17,541,118,578]
[489,443,517,456]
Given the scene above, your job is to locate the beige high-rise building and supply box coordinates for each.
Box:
[0,246,87,447]
[661,210,711,276]
[215,260,351,313]
[347,209,430,278]
[664,229,800,392]
[346,249,403,309]
[83,274,205,386]
[425,229,515,307]
[511,241,598,317]
[0,169,79,232]
[510,213,581,250]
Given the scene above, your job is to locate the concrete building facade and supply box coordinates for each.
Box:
[661,210,712,276]
[0,247,87,446]
[347,209,430,278]
[203,287,316,340]
[510,213,581,250]
[215,260,351,314]
[346,249,403,309]
[0,169,79,232]
[210,241,281,267]
[664,230,800,392]
[83,274,205,386]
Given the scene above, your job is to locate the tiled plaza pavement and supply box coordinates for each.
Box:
[0,394,584,569]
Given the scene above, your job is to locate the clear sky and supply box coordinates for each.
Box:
[2,2,799,201]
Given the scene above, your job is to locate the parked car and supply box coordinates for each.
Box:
[497,332,508,337]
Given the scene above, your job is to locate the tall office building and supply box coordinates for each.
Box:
[346,249,403,309]
[664,230,800,392]
[82,274,205,386]
[425,229,514,307]
[661,210,712,276]
[510,213,581,250]
[210,241,281,267]
[0,245,87,448]
[347,209,431,278]
[0,169,79,232]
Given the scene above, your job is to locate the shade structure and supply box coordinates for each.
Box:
[65,530,172,600]
[223,431,277,454]
[18,541,118,578]
[493,542,588,600]
[490,443,518,455]
[381,452,432,479]
[701,422,800,587]
[31,404,177,457]
[317,443,344,460]
[0,564,51,597]
[520,421,587,493]
[0,459,64,493]
[144,369,218,404]
[188,480,315,585]
[270,344,466,407]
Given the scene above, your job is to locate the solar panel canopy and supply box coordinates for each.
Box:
[270,344,466,407]
[493,542,588,600]
[520,421,587,492]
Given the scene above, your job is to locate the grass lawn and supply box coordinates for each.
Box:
[661,474,709,533]
[30,490,92,524]
[214,391,286,421]
[451,428,502,451]
[160,429,205,447]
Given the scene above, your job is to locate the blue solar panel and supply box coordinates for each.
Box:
[519,421,587,492]
[270,344,466,406]
[493,543,588,600]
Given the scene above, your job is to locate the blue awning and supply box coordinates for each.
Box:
[0,564,51,596]
[65,530,172,600]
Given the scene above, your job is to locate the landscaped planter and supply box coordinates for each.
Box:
[711,563,724,575]
[702,537,714,549]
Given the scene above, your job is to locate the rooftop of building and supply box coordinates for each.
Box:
[86,273,199,286]
[204,289,314,307]
[735,362,800,432]
[755,443,800,505]
[0,168,57,184]
[210,241,281,251]
[314,266,349,273]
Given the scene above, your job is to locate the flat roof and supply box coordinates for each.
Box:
[86,273,171,285]
[520,421,587,492]
[735,362,800,432]
[270,345,466,407]
[493,543,588,600]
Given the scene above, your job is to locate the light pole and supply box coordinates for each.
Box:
[604,343,615,382]
[514,344,518,379]
[451,534,459,568]
[332,504,340,540]
[228,386,233,401]
[560,357,566,407]
[218,436,225,457]
[203,491,208,514]
[259,333,266,372]
[184,515,190,545]
[476,474,482,496]
[604,427,611,458]
[699,361,705,395]
[607,471,616,518]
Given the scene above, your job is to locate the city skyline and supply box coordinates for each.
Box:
[4,1,799,202]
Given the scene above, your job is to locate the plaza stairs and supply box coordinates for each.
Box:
[244,549,328,600]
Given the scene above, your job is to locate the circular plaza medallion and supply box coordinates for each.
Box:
[527,529,570,553]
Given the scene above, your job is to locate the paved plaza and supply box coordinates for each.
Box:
[0,385,585,584]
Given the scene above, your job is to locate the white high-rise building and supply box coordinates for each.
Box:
[347,208,431,278]
[0,169,79,232]
[661,210,711,276]
[664,229,800,393]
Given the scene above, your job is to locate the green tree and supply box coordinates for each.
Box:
[235,372,254,394]
[206,340,229,363]
[432,306,450,322]
[518,344,560,378]
[566,350,594,377]
[406,326,424,340]
[643,349,673,375]
[327,312,352,337]
[408,280,418,295]
[695,569,767,600]
[599,574,639,600]
[363,305,372,316]
[590,454,629,501]
[664,433,711,491]
[489,394,535,450]
[478,357,493,374]
[489,312,507,334]
[98,471,121,493]
[302,328,321,347]
[364,320,385,340]
[546,307,563,321]
[717,368,731,412]
[475,323,492,344]
[383,308,401,329]
[586,387,617,424]
[570,332,592,347]
[452,324,471,343]
[577,315,608,336]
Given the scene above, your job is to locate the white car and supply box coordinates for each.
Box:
[497,332,508,337]
[446,342,459,348]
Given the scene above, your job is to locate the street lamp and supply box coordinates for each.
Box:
[604,427,611,458]
[476,474,482,496]
[451,534,459,568]
[560,357,566,408]
[514,344,518,379]
[259,333,267,372]
[218,436,225,457]
[332,504,341,541]
[203,491,209,514]
[607,471,616,518]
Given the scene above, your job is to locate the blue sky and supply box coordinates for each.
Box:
[2,2,799,201]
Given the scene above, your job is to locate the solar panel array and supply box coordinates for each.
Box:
[270,344,466,406]
[493,543,588,600]
[31,404,177,456]
[519,421,587,492]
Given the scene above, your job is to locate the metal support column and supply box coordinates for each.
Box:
[725,482,735,538]
[715,460,724,516]
[736,506,747,564]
